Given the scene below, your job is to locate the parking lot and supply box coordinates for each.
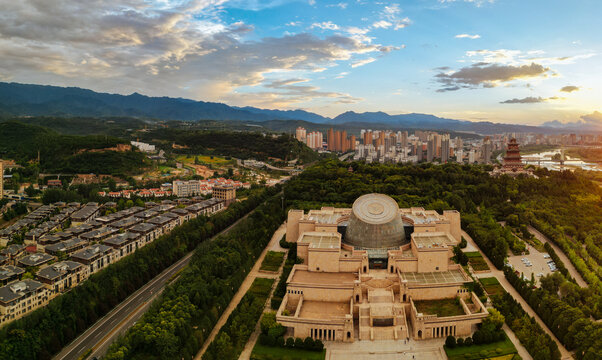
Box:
[507,246,556,285]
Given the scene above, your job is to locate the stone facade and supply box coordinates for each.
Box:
[277,194,487,342]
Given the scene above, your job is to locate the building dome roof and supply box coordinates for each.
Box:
[344,193,406,249]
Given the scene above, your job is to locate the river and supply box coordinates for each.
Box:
[521,149,602,172]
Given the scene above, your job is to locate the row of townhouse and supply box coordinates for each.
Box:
[0,197,227,327]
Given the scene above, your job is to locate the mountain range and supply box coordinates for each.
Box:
[0,82,554,134]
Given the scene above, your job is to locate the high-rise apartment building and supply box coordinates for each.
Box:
[363,130,373,146]
[327,128,335,151]
[441,135,450,163]
[481,137,492,164]
[295,127,307,142]
[306,131,323,150]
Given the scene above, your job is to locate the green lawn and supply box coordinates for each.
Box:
[414,298,465,317]
[479,277,506,297]
[445,334,518,360]
[251,344,326,360]
[465,251,490,271]
[260,251,285,272]
[249,277,276,297]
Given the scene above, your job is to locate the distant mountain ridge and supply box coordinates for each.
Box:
[0,82,552,134]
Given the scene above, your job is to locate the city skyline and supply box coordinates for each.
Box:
[1,0,600,127]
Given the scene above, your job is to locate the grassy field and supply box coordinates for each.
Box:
[248,277,276,297]
[465,251,490,271]
[414,298,465,317]
[444,334,518,360]
[260,251,285,272]
[177,154,235,165]
[251,344,326,360]
[479,277,506,296]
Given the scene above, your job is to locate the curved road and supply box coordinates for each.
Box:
[53,208,261,360]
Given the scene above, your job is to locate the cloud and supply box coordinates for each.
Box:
[500,96,562,104]
[542,111,602,129]
[380,4,411,30]
[466,49,596,66]
[311,21,340,30]
[581,111,602,124]
[351,57,376,68]
[435,62,551,91]
[373,21,392,29]
[439,0,495,6]
[560,85,580,93]
[455,34,480,39]
[0,0,398,109]
[326,2,348,9]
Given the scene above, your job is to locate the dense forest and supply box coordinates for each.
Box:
[0,121,148,175]
[138,128,319,163]
[0,186,279,360]
[105,190,285,359]
[283,159,602,358]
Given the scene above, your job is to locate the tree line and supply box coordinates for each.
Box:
[104,191,286,359]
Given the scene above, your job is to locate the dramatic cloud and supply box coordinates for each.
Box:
[435,62,551,91]
[560,85,580,93]
[500,96,560,104]
[455,34,480,39]
[543,111,602,129]
[0,0,399,108]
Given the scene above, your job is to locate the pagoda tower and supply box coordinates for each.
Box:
[502,138,524,172]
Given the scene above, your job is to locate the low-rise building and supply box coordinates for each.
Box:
[0,265,25,286]
[36,261,88,296]
[128,223,160,244]
[102,232,143,259]
[0,280,49,326]
[45,238,88,256]
[173,180,201,197]
[71,203,101,224]
[70,244,117,274]
[0,245,26,265]
[17,253,54,268]
[80,226,119,242]
[213,185,236,206]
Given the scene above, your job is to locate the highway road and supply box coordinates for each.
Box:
[53,208,260,360]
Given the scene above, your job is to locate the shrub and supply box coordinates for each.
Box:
[314,339,324,351]
[271,297,283,310]
[294,337,304,348]
[303,337,315,349]
[276,336,285,347]
[456,337,464,346]
[464,337,473,346]
[445,335,456,348]
[460,237,467,248]
[268,325,285,339]
[285,337,295,348]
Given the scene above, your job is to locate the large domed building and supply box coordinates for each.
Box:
[345,194,406,249]
[280,193,487,344]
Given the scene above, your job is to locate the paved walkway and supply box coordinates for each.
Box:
[195,223,287,360]
[325,338,446,360]
[462,230,573,360]
[527,225,588,287]
[239,237,289,359]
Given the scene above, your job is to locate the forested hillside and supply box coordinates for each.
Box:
[139,128,319,163]
[0,121,148,175]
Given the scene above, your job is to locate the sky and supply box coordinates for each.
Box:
[0,0,600,126]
